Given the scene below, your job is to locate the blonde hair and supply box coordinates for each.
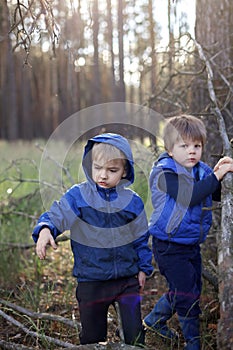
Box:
[92,142,126,166]
[163,114,207,152]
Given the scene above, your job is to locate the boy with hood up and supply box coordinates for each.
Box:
[32,133,153,346]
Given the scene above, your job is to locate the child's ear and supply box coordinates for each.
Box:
[122,160,128,178]
[122,168,127,178]
[165,146,173,157]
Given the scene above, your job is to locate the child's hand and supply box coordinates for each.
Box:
[138,271,146,292]
[214,156,233,181]
[36,228,57,260]
[214,156,233,171]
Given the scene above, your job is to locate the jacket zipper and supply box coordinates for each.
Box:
[105,190,118,279]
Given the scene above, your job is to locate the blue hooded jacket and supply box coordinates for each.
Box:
[149,152,217,245]
[32,133,153,281]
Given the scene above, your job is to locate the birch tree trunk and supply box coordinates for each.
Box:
[218,174,233,349]
[195,0,233,347]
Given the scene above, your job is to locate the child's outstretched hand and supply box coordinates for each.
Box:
[36,227,57,260]
[214,156,233,181]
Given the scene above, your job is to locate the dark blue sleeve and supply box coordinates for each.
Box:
[158,171,221,206]
[129,195,153,276]
[32,188,81,242]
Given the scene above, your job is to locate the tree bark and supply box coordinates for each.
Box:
[194,34,233,349]
[117,0,126,102]
[217,175,233,349]
[92,0,101,105]
[106,0,117,101]
[0,1,18,139]
[148,0,156,93]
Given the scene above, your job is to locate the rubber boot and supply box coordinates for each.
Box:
[143,294,178,340]
[179,316,200,350]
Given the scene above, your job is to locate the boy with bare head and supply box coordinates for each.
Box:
[143,115,233,349]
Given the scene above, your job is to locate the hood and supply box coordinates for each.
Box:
[82,133,134,186]
[157,151,170,162]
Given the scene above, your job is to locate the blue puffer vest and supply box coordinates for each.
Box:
[149,153,213,245]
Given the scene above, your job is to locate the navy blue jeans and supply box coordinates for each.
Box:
[76,276,144,345]
[153,239,202,318]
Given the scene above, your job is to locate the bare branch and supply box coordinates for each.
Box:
[9,0,60,61]
[0,234,70,252]
[35,143,75,186]
[0,309,78,348]
[0,339,34,350]
[0,242,35,252]
[202,268,218,292]
[194,39,230,154]
[0,302,149,349]
[0,299,79,329]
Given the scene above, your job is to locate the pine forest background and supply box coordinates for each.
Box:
[1,0,232,143]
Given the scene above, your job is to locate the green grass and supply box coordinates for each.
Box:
[0,139,153,286]
[0,140,70,285]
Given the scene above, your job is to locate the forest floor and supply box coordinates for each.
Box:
[0,242,218,350]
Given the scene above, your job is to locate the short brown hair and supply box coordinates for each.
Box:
[92,142,126,166]
[163,114,207,152]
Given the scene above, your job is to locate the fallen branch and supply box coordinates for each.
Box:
[0,310,76,349]
[0,304,150,349]
[0,339,34,350]
[0,309,77,348]
[69,344,151,350]
[0,299,80,329]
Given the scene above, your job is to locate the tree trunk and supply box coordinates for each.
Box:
[92,0,101,105]
[195,0,233,347]
[167,0,173,75]
[106,0,117,101]
[0,1,9,138]
[0,1,18,139]
[51,57,59,130]
[148,0,156,93]
[217,174,233,349]
[117,0,125,102]
[195,0,233,128]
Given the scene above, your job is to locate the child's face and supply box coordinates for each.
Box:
[92,157,126,188]
[168,138,203,169]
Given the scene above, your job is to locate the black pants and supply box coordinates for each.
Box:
[154,239,202,317]
[76,276,144,345]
